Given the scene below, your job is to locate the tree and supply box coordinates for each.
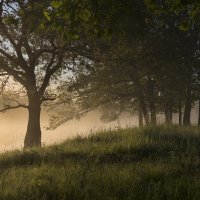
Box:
[46,0,200,129]
[146,0,200,126]
[44,0,153,127]
[0,0,84,148]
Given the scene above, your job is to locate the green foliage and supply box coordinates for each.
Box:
[43,10,51,21]
[42,0,94,41]
[43,0,148,42]
[51,1,63,9]
[178,21,190,31]
[4,15,19,26]
[0,126,200,199]
[145,0,200,27]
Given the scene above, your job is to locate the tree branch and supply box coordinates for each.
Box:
[0,48,20,66]
[0,104,28,113]
[0,63,26,86]
[0,21,29,72]
[41,96,56,102]
[39,54,64,97]
[0,72,8,76]
[48,97,119,130]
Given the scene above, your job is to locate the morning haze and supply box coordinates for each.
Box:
[0,105,199,151]
[0,109,139,151]
[0,0,200,199]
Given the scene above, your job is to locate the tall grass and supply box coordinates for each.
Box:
[0,125,199,200]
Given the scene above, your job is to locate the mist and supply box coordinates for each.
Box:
[0,104,199,152]
[0,108,139,152]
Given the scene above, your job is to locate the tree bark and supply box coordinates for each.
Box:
[24,93,42,149]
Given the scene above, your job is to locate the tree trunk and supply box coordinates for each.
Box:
[169,109,173,123]
[183,66,192,125]
[24,93,42,149]
[132,77,150,126]
[165,104,172,124]
[183,80,192,125]
[198,99,200,126]
[147,78,156,125]
[178,96,182,125]
[138,101,143,127]
[137,91,150,125]
[150,102,157,125]
[165,110,169,124]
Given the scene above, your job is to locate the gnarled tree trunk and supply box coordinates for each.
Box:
[24,93,42,149]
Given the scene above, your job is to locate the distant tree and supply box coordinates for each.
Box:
[146,0,200,126]
[45,0,153,128]
[153,1,200,126]
[47,0,200,128]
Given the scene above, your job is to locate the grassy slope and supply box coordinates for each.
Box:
[0,126,200,200]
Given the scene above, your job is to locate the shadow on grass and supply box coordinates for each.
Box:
[0,126,199,170]
[0,145,174,170]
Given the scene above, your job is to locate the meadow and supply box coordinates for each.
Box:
[0,125,200,200]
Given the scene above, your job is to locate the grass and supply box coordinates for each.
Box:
[0,125,200,200]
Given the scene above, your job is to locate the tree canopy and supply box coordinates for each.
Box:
[0,0,200,148]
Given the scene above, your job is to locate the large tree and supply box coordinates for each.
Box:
[0,0,85,148]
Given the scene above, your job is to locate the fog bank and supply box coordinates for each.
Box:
[0,104,198,152]
[0,109,138,152]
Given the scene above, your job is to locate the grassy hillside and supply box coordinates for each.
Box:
[0,126,200,200]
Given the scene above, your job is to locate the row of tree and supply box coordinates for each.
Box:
[0,0,199,148]
[52,0,200,127]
